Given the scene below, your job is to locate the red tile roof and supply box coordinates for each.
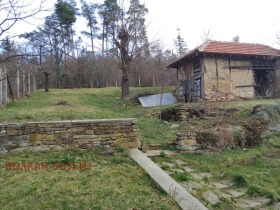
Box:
[167,41,280,68]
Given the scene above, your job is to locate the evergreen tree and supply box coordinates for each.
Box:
[127,0,149,57]
[98,0,121,56]
[80,0,99,53]
[175,28,187,56]
[232,35,240,42]
[55,0,78,57]
[1,39,15,53]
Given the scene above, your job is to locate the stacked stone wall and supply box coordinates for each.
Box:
[0,119,139,154]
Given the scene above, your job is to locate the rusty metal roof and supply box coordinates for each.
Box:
[167,41,280,68]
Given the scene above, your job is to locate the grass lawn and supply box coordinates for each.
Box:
[1,87,280,209]
[0,87,179,145]
[153,147,280,209]
[0,149,179,209]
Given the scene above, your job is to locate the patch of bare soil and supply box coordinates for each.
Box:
[263,149,280,158]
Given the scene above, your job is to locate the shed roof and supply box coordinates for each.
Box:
[167,41,280,68]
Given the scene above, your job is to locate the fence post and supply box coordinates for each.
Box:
[16,70,20,99]
[2,72,8,106]
[22,69,26,97]
[0,69,2,104]
[33,73,36,92]
[28,73,31,94]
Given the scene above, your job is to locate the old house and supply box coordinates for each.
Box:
[167,41,280,102]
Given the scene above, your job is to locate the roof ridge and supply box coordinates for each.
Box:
[207,40,275,47]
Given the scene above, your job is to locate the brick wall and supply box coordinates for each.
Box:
[0,119,140,154]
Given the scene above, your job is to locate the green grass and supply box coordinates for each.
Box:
[152,147,280,209]
[0,87,179,145]
[0,149,179,210]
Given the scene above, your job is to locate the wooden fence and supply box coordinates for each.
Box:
[0,68,37,107]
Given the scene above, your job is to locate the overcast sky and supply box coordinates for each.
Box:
[9,0,280,51]
[144,0,280,49]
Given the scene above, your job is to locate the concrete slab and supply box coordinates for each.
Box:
[183,166,194,172]
[198,173,212,178]
[220,180,232,186]
[145,150,177,157]
[202,191,220,205]
[162,162,176,168]
[211,182,229,189]
[181,181,203,190]
[175,159,185,165]
[226,189,245,198]
[272,202,280,210]
[235,198,263,209]
[252,197,271,206]
[191,173,203,180]
[172,168,185,173]
[130,148,208,210]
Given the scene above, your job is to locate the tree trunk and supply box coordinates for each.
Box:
[44,72,49,92]
[121,73,129,99]
[101,21,105,56]
[28,73,31,94]
[2,74,8,106]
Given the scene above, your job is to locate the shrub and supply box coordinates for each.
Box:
[266,132,280,148]
[175,172,190,182]
[233,127,245,148]
[159,151,166,157]
[196,131,218,149]
[264,103,280,123]
[160,105,181,121]
[244,117,268,147]
[232,174,247,188]
[188,104,206,117]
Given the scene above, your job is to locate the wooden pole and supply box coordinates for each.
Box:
[0,69,2,104]
[28,73,31,94]
[138,76,141,87]
[22,69,26,97]
[33,74,36,92]
[3,73,8,106]
[16,70,20,99]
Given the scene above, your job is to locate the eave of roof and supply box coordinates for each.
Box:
[167,41,280,69]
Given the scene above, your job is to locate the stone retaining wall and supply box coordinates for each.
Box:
[0,119,140,154]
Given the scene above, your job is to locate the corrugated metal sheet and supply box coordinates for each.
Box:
[138,93,176,107]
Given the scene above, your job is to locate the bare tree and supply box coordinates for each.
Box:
[201,27,213,43]
[114,0,149,99]
[0,0,46,40]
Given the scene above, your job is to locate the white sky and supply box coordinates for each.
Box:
[144,0,280,49]
[6,0,280,51]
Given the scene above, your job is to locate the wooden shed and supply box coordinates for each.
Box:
[167,41,280,102]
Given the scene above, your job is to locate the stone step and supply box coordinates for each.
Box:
[145,150,177,157]
[225,189,246,198]
[272,202,280,210]
[210,182,229,189]
[235,197,271,209]
[181,181,203,191]
[202,191,221,205]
